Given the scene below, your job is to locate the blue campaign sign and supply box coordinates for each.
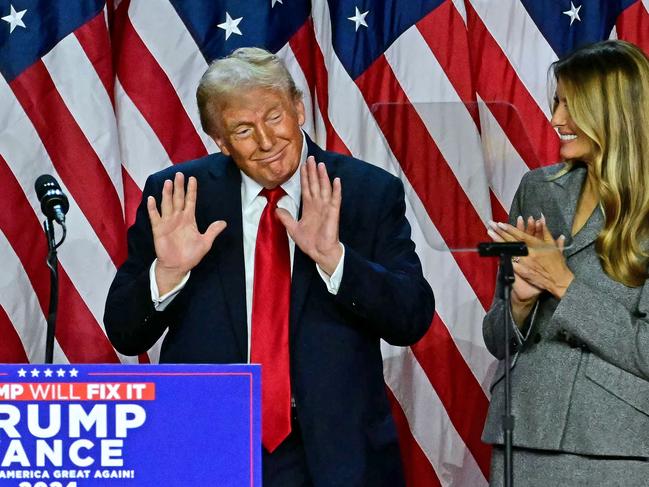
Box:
[0,364,261,487]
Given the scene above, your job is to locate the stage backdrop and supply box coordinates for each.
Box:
[1,1,647,485]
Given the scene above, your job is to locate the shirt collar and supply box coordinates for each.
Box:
[240,131,307,209]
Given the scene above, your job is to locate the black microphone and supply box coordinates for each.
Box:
[35,175,69,225]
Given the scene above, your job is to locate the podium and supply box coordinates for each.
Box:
[0,364,261,487]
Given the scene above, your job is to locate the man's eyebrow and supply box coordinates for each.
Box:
[223,103,284,130]
[264,104,282,116]
[225,119,252,131]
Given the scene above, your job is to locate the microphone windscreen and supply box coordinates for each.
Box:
[34,174,69,219]
[35,174,60,200]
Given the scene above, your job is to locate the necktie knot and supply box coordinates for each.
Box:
[260,187,286,208]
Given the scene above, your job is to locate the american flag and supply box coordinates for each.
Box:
[1,0,647,484]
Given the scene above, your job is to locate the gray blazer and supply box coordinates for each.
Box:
[482,163,649,458]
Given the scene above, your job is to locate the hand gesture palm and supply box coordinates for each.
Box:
[488,215,573,300]
[147,173,226,294]
[488,216,543,303]
[276,157,343,275]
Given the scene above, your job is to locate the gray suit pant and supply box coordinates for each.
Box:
[490,446,649,486]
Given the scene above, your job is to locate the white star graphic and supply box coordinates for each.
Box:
[56,368,66,378]
[17,368,27,378]
[44,368,53,378]
[30,368,40,378]
[1,4,27,34]
[563,2,582,26]
[218,12,243,40]
[271,0,283,7]
[348,7,369,32]
[69,368,79,378]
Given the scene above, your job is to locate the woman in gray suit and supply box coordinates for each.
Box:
[483,40,649,485]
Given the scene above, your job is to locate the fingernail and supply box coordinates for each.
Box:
[517,215,524,223]
[497,222,508,229]
[540,211,546,222]
[487,229,497,239]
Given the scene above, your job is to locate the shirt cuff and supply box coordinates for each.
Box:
[316,243,345,295]
[150,259,191,311]
[510,299,539,346]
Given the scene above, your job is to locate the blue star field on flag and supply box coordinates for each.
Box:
[520,0,638,56]
[0,0,104,81]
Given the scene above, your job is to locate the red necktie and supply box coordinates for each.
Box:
[250,187,291,452]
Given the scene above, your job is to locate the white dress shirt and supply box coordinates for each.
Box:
[149,133,344,359]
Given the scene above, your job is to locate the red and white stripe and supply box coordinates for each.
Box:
[2,1,648,485]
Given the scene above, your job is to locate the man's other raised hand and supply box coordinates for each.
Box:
[276,157,343,276]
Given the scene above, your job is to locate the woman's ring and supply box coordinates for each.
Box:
[512,257,520,263]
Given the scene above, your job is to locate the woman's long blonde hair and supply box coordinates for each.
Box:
[551,40,649,287]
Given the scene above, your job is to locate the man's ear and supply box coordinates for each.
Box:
[294,97,306,127]
[207,106,230,155]
[212,134,231,156]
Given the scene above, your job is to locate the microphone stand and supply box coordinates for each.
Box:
[478,241,527,487]
[43,217,67,364]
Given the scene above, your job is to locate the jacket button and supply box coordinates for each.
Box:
[533,333,542,344]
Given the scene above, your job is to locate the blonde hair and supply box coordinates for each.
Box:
[196,47,303,135]
[551,40,649,286]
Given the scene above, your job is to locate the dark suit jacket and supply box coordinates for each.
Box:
[482,163,649,459]
[104,136,435,486]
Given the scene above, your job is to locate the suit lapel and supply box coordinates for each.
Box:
[290,248,316,333]
[566,206,603,257]
[549,166,602,258]
[203,159,248,361]
[288,136,325,333]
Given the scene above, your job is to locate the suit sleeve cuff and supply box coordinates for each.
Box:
[316,243,345,295]
[150,259,191,311]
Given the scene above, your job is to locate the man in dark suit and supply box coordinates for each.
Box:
[104,47,434,486]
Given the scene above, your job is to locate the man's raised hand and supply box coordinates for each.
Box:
[147,172,226,294]
[276,157,343,275]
